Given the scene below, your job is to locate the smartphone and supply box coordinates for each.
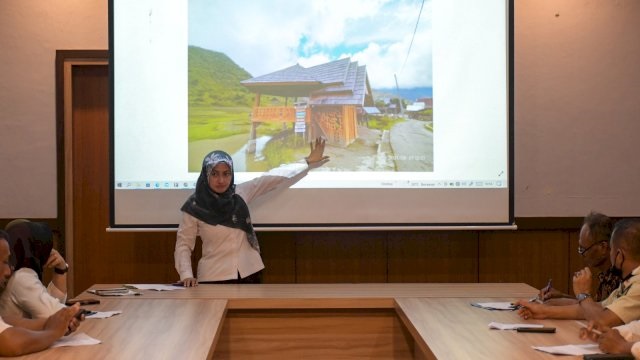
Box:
[583,355,635,360]
[74,308,95,320]
[516,327,556,333]
[66,298,100,306]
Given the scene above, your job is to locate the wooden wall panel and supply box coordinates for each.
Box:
[258,231,296,283]
[295,231,388,283]
[387,231,478,283]
[215,309,414,359]
[479,231,571,293]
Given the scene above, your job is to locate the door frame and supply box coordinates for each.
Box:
[55,50,108,296]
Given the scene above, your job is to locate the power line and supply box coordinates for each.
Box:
[399,0,426,75]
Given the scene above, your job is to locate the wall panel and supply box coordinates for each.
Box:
[479,231,571,293]
[387,231,478,283]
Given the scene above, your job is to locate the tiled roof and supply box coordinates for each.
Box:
[241,58,371,105]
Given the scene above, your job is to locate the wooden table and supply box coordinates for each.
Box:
[81,283,539,308]
[395,297,595,360]
[8,283,591,359]
[7,298,226,360]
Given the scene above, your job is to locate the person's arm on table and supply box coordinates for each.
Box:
[598,329,635,356]
[514,299,584,320]
[579,297,624,328]
[580,322,637,357]
[574,268,625,328]
[544,297,578,305]
[0,303,80,357]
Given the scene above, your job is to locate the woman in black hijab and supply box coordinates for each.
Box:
[0,221,69,319]
[175,138,329,286]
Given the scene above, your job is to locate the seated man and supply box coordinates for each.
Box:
[515,218,640,328]
[0,230,82,356]
[540,212,621,305]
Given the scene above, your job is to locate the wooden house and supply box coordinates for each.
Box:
[241,58,374,150]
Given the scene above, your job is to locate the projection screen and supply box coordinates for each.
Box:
[109,0,514,229]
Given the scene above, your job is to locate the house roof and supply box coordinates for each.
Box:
[241,58,372,106]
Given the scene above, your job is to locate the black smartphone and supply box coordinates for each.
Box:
[516,327,556,333]
[583,354,635,360]
[66,298,100,306]
[75,308,92,320]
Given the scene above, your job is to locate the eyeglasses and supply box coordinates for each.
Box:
[577,241,606,256]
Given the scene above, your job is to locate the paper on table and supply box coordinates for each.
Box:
[125,284,186,291]
[488,322,544,330]
[87,289,140,296]
[51,332,101,348]
[471,302,518,310]
[86,310,123,319]
[532,343,601,356]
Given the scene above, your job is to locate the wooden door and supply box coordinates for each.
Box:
[58,52,178,296]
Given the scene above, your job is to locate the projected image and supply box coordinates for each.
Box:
[188,0,433,173]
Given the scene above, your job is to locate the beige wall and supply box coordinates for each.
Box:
[0,0,107,217]
[1,0,639,219]
[515,0,640,216]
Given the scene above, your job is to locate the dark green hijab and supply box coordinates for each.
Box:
[180,150,259,251]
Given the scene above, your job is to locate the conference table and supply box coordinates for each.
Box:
[6,283,598,359]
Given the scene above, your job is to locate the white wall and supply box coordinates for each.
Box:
[515,0,640,216]
[0,0,638,218]
[0,0,107,217]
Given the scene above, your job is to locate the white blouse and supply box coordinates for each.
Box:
[175,161,313,281]
[0,268,66,319]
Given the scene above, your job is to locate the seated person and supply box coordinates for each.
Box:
[515,218,640,328]
[0,229,82,357]
[540,212,621,305]
[0,221,68,319]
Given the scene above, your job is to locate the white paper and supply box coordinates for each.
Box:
[488,322,544,330]
[51,332,101,348]
[471,302,518,310]
[86,310,123,319]
[125,284,186,291]
[532,343,601,356]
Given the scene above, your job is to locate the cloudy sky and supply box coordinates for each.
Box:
[189,0,432,89]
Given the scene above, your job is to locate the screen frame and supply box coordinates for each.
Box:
[108,0,515,230]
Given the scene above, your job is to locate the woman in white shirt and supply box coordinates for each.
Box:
[175,138,329,286]
[0,221,68,319]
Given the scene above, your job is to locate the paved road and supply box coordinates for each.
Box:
[389,119,434,171]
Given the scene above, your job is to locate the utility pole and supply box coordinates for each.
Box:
[394,73,404,115]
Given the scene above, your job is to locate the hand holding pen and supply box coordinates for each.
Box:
[535,278,553,302]
[579,320,606,341]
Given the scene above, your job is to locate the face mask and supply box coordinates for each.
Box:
[611,251,624,278]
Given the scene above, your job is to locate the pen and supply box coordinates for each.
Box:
[528,296,543,304]
[541,278,553,298]
[529,278,552,303]
[576,321,603,335]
